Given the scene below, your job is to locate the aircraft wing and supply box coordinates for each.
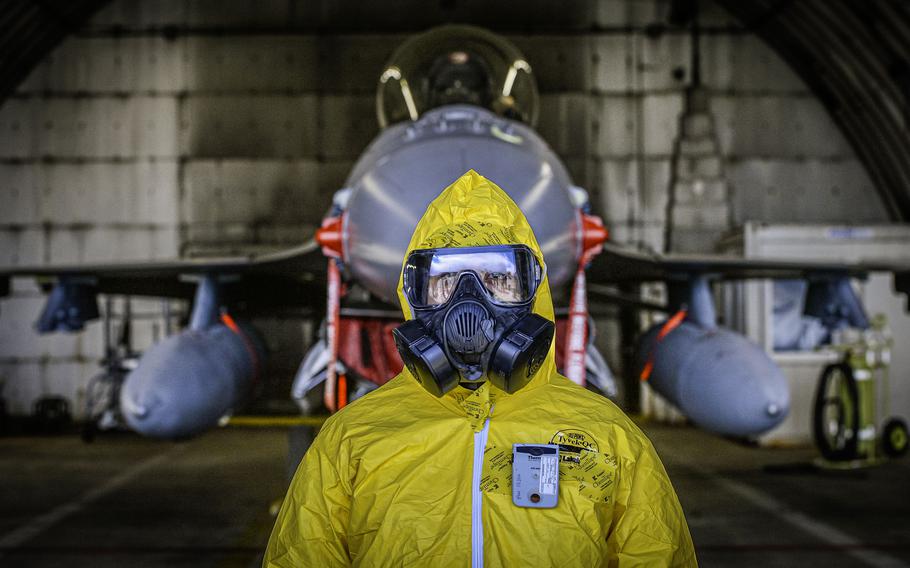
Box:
[0,240,326,308]
[588,241,910,289]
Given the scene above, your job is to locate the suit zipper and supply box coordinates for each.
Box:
[471,412,491,568]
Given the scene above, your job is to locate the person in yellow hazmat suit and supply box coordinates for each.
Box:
[263,170,696,567]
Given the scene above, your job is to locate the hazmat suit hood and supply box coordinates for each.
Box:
[396,169,557,399]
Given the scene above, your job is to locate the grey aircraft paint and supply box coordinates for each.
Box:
[637,322,790,437]
[343,104,581,304]
[120,324,258,438]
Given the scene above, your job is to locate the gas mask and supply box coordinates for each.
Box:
[393,245,555,397]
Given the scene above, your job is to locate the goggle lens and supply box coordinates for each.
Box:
[404,245,543,308]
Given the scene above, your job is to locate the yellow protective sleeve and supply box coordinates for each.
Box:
[606,438,698,567]
[263,415,352,567]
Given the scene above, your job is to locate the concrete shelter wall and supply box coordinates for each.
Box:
[0,0,889,416]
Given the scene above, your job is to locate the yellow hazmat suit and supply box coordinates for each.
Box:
[264,170,696,567]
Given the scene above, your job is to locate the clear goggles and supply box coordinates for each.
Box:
[403,244,544,308]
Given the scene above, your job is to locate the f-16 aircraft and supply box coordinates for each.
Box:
[2,25,908,441]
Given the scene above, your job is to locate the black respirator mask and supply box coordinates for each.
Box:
[393,245,555,397]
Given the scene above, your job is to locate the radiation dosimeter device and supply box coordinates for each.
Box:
[512,444,559,508]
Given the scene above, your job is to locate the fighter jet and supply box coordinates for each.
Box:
[2,25,908,440]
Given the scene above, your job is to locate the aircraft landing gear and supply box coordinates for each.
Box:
[82,367,128,443]
[81,296,138,443]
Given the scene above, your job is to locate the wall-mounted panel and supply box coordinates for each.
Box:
[729,159,888,223]
[2,225,179,265]
[318,35,402,94]
[321,95,379,159]
[537,93,594,157]
[181,159,327,248]
[512,36,593,93]
[590,36,633,93]
[19,37,187,94]
[712,95,854,159]
[0,97,178,159]
[185,37,318,92]
[179,95,318,158]
[0,162,179,225]
[597,158,671,225]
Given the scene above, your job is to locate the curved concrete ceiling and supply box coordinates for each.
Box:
[0,0,107,100]
[717,0,910,221]
[1,0,909,221]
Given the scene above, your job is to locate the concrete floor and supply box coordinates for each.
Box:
[649,425,910,567]
[0,428,285,568]
[0,423,908,567]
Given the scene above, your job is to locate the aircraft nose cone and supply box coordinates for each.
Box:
[766,402,782,417]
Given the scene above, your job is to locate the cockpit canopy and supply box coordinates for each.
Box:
[377,25,539,128]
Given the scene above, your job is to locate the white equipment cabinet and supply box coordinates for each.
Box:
[718,223,910,446]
